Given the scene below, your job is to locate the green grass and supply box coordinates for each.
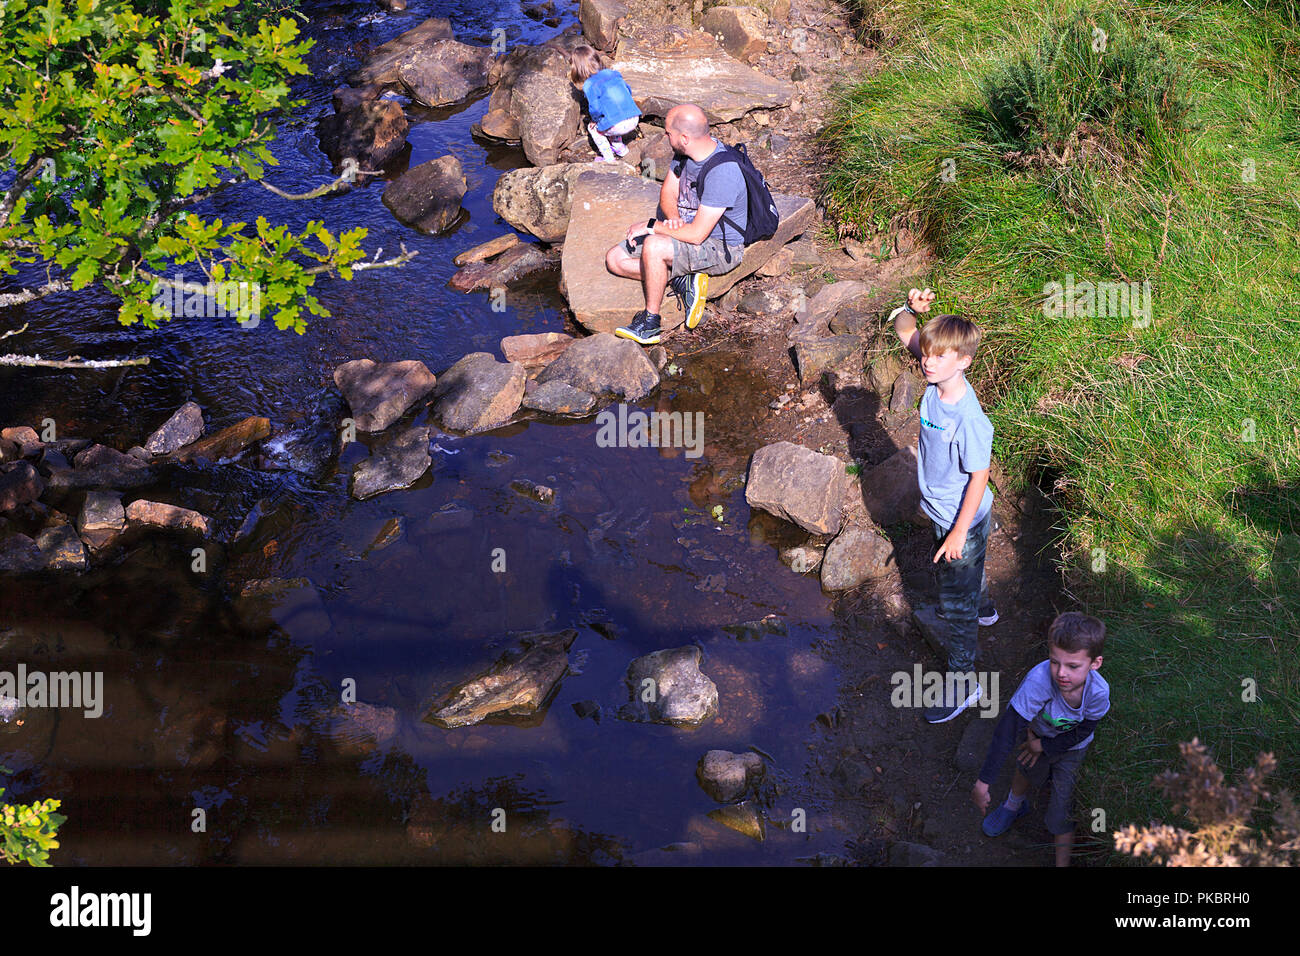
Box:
[823,0,1300,856]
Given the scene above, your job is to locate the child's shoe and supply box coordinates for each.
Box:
[981,801,1030,837]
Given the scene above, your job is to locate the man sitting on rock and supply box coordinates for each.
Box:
[605,103,747,346]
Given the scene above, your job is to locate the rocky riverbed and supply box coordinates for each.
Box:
[0,0,1073,865]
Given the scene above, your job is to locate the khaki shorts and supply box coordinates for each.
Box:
[669,235,743,278]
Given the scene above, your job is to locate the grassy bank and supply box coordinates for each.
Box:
[820,0,1300,856]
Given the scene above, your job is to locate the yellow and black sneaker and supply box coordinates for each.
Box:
[614,310,662,346]
[670,273,709,329]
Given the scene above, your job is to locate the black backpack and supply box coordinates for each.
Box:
[672,142,780,263]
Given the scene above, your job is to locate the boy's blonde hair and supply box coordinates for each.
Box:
[918,313,982,360]
[568,45,605,86]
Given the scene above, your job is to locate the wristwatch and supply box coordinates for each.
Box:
[903,302,918,316]
[646,218,657,231]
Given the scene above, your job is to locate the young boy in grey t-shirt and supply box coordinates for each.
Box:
[972,612,1110,866]
[890,288,997,723]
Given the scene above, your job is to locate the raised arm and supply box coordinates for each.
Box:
[889,287,935,361]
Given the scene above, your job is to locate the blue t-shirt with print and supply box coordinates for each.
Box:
[1010,660,1111,750]
[916,375,994,528]
[672,139,748,246]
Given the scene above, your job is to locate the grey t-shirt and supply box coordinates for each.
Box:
[673,139,747,246]
[1010,660,1111,750]
[916,375,994,528]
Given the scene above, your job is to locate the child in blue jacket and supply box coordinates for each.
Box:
[569,45,641,163]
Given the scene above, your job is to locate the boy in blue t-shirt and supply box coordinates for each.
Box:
[890,288,998,722]
[972,612,1110,867]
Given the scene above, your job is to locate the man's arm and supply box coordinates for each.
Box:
[657,204,724,245]
[658,168,680,225]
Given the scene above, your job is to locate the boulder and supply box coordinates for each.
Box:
[0,461,44,512]
[612,26,794,123]
[170,416,271,463]
[381,154,466,233]
[580,0,630,51]
[791,279,868,335]
[0,426,42,457]
[35,524,87,571]
[316,97,409,170]
[702,0,789,19]
[323,700,399,756]
[473,107,522,143]
[350,17,455,87]
[432,353,526,434]
[447,243,556,293]
[351,425,431,499]
[144,401,204,455]
[397,39,494,108]
[745,441,849,535]
[74,443,148,472]
[697,749,765,802]
[619,645,719,728]
[0,534,43,572]
[522,380,597,417]
[780,542,824,573]
[493,160,636,243]
[794,334,862,385]
[124,499,210,535]
[501,332,574,367]
[699,6,768,63]
[820,524,894,591]
[535,332,659,402]
[512,72,582,167]
[890,369,924,413]
[561,171,813,333]
[425,629,578,728]
[859,446,923,527]
[333,359,438,433]
[454,233,520,267]
[78,491,126,551]
[235,577,333,641]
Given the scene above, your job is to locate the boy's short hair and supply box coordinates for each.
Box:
[918,313,981,360]
[568,45,604,86]
[1048,612,1106,659]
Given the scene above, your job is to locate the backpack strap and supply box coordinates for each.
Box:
[694,145,743,261]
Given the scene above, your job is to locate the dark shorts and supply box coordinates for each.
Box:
[669,235,743,278]
[1021,744,1088,835]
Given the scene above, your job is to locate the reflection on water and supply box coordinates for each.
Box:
[0,1,849,864]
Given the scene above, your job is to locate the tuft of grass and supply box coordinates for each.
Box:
[826,0,1300,852]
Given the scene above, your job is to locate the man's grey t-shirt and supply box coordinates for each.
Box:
[1010,661,1110,750]
[673,139,747,246]
[917,375,994,528]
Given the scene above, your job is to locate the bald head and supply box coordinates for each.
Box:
[666,104,708,138]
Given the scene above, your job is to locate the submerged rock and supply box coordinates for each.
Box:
[521,380,596,417]
[316,97,409,170]
[235,577,334,641]
[706,800,766,841]
[333,358,437,433]
[697,749,766,803]
[619,645,719,728]
[35,524,88,570]
[351,425,431,499]
[745,441,850,535]
[447,243,555,293]
[425,629,578,728]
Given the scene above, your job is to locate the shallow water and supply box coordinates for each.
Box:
[0,0,853,864]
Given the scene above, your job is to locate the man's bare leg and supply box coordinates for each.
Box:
[605,238,674,315]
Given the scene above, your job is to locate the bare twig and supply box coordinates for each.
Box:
[258,158,369,200]
[0,280,72,308]
[0,322,30,340]
[0,353,150,368]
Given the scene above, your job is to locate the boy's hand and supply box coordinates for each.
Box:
[1016,736,1043,769]
[933,528,968,563]
[971,780,991,814]
[908,287,936,314]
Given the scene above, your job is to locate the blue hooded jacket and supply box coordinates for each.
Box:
[581,69,641,130]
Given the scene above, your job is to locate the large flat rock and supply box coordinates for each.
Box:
[561,171,813,333]
[612,26,794,123]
